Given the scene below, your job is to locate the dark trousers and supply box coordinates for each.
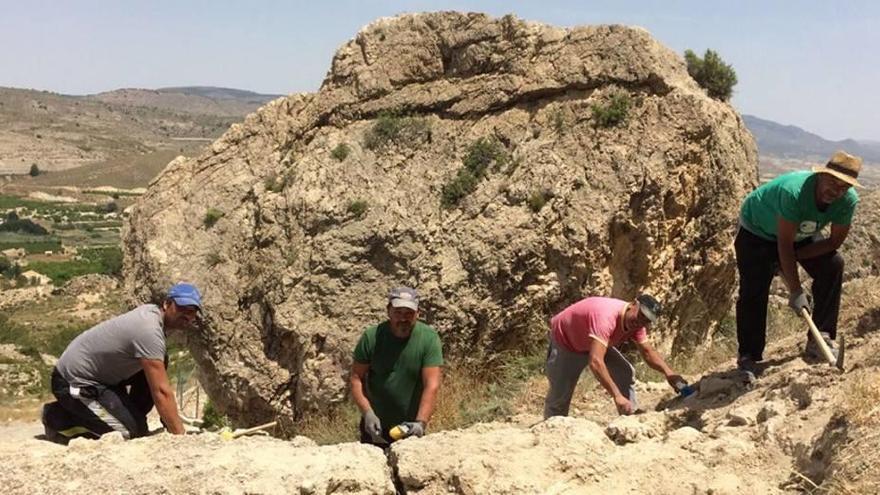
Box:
[735,227,844,361]
[50,368,155,439]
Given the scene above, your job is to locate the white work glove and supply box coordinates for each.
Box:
[363,410,385,444]
[788,289,810,314]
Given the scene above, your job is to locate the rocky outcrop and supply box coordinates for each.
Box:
[123,12,757,424]
[390,416,787,494]
[840,188,880,281]
[0,433,395,495]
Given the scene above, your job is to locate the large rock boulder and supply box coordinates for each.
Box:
[390,416,787,494]
[0,433,395,494]
[840,189,880,281]
[122,12,757,424]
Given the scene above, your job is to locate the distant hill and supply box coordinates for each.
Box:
[0,85,271,179]
[743,114,880,163]
[744,115,880,186]
[158,86,282,103]
[89,86,280,117]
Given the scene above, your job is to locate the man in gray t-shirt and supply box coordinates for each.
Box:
[41,283,203,443]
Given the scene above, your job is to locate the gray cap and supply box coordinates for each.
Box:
[636,294,661,323]
[388,286,419,311]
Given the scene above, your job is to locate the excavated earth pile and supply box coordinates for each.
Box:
[122,12,757,424]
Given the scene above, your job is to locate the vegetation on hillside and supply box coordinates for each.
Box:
[591,92,631,128]
[0,211,48,235]
[441,138,511,208]
[684,49,738,101]
[204,208,225,228]
[346,199,369,219]
[331,143,350,161]
[363,111,431,150]
[27,246,123,285]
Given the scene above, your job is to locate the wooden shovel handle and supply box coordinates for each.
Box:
[799,308,836,366]
[231,421,277,439]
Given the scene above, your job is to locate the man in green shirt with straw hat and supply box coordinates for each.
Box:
[735,151,861,378]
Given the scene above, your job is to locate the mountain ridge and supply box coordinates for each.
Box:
[743,114,880,164]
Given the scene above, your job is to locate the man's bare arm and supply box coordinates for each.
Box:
[796,224,850,260]
[416,366,442,424]
[776,217,801,293]
[140,358,184,434]
[587,340,623,398]
[349,362,373,414]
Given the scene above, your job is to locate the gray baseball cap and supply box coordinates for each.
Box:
[388,286,419,311]
[636,294,661,323]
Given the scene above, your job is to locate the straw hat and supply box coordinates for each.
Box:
[812,150,863,188]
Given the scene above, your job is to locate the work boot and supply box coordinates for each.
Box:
[804,333,838,362]
[41,402,98,444]
[41,403,69,445]
[736,356,758,383]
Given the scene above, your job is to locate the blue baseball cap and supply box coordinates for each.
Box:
[167,283,202,309]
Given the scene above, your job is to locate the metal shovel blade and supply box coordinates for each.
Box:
[836,333,845,371]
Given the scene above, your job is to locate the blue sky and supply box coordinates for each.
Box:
[1,1,877,141]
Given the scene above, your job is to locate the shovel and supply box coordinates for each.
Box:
[218,421,278,440]
[799,308,845,370]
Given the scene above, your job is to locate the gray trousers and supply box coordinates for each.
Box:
[543,334,637,418]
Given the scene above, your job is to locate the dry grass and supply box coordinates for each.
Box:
[290,352,545,445]
[0,397,43,422]
[290,403,361,445]
[662,302,805,378]
[820,369,880,494]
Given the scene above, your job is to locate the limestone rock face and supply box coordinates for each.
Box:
[390,416,786,494]
[840,189,880,281]
[123,12,757,424]
[0,434,395,495]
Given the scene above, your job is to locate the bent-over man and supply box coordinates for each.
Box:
[544,294,687,417]
[735,151,861,377]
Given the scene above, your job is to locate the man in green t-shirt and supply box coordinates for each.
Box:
[735,151,861,377]
[350,286,443,445]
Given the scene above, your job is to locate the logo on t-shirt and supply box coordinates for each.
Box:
[798,221,818,235]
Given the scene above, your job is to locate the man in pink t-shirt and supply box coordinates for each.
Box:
[544,294,687,418]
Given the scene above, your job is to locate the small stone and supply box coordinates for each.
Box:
[757,400,787,423]
[726,406,757,427]
[99,431,125,444]
[67,437,96,451]
[699,376,735,396]
[789,382,812,409]
[605,415,660,444]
